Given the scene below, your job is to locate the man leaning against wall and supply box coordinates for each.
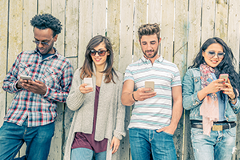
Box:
[121,23,183,160]
[0,13,73,160]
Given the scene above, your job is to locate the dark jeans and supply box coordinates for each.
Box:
[0,121,54,160]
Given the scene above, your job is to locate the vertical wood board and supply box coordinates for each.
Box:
[107,0,120,71]
[119,0,134,73]
[92,0,106,36]
[161,0,174,62]
[133,0,147,62]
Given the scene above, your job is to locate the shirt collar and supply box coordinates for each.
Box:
[34,47,59,58]
[140,55,164,64]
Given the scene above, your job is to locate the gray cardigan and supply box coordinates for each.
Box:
[64,66,126,160]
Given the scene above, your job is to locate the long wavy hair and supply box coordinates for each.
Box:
[189,37,240,96]
[80,35,117,83]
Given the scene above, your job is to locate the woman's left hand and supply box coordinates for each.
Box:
[222,79,235,99]
[110,136,120,154]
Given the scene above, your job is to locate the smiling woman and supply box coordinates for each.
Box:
[64,35,126,160]
[182,37,240,160]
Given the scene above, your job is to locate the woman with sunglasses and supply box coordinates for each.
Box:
[64,35,126,160]
[182,37,240,160]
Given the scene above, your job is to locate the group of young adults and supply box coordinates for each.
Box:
[0,13,239,160]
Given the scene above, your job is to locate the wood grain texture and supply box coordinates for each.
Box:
[187,0,201,68]
[78,0,92,68]
[92,0,106,36]
[107,0,120,71]
[174,0,188,159]
[161,0,174,62]
[0,0,8,127]
[119,0,134,73]
[215,0,228,42]
[201,0,215,43]
[133,0,147,62]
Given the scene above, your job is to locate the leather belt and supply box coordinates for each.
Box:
[191,122,236,131]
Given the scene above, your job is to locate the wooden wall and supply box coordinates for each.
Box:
[0,0,240,159]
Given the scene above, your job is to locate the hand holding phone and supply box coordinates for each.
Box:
[83,78,93,88]
[20,75,32,80]
[145,81,154,92]
[219,74,228,83]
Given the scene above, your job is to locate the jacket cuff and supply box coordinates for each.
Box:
[114,130,126,140]
[192,93,203,106]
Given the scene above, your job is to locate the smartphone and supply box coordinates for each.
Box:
[145,81,154,92]
[83,78,93,88]
[20,75,31,80]
[219,74,228,83]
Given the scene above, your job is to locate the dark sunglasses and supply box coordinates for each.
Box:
[32,40,50,46]
[207,51,225,59]
[90,50,108,56]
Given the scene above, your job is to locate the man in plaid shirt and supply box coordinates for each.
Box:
[0,14,73,160]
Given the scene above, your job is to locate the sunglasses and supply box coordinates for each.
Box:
[33,40,51,46]
[90,50,108,56]
[207,51,225,59]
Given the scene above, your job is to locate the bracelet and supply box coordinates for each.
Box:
[132,92,138,102]
[229,97,237,104]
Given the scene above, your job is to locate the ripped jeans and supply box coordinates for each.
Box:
[191,126,236,160]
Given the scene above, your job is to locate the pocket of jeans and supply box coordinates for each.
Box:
[191,127,203,138]
[225,127,236,137]
[162,131,173,136]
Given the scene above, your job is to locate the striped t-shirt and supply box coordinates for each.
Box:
[124,55,181,130]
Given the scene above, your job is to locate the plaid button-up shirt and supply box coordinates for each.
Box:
[2,49,73,127]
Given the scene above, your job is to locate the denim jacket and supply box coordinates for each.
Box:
[182,68,240,122]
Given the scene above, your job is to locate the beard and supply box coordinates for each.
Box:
[143,49,158,59]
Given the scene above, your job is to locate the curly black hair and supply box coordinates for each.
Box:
[190,37,240,97]
[30,14,62,37]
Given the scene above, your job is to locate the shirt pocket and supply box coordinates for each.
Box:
[18,63,32,78]
[42,67,61,88]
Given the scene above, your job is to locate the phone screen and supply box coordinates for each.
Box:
[145,81,154,92]
[219,74,228,83]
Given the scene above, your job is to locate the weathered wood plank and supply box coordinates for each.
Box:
[215,0,228,42]
[52,0,65,56]
[0,0,8,127]
[133,0,147,62]
[228,1,240,160]
[107,0,120,70]
[65,0,79,58]
[92,0,106,36]
[48,0,66,159]
[161,0,174,62]
[228,0,239,72]
[119,0,134,73]
[187,0,201,68]
[185,1,202,159]
[8,0,23,158]
[78,0,93,68]
[38,0,52,14]
[22,1,37,51]
[174,1,188,159]
[201,0,215,43]
[119,0,134,159]
[148,0,161,24]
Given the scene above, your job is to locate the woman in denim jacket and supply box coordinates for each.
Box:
[182,37,240,160]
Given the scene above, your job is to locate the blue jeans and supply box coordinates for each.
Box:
[71,148,106,160]
[191,126,236,160]
[0,121,54,160]
[129,128,177,160]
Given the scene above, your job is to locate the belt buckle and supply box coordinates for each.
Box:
[212,125,223,131]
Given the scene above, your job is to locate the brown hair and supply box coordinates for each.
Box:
[80,35,117,83]
[138,23,160,41]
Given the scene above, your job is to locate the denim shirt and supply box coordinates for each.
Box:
[182,68,240,122]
